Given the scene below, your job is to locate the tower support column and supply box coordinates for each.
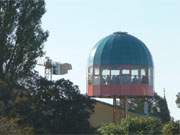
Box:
[113,96,117,122]
[124,96,128,118]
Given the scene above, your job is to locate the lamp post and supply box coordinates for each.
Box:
[37,56,72,80]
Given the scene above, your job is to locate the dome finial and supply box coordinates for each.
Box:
[113,31,128,35]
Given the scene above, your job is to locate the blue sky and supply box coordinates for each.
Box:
[38,0,180,120]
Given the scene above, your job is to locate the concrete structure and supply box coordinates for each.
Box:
[89,100,137,128]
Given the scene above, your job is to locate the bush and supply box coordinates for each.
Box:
[98,116,162,135]
[0,117,34,135]
[127,117,162,134]
[162,121,180,135]
[98,122,127,135]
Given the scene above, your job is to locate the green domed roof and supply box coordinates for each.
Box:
[89,32,153,67]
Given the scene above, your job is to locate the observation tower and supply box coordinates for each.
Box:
[87,32,154,120]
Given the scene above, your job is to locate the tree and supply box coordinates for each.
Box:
[162,121,180,135]
[0,1,95,134]
[0,0,48,85]
[129,93,170,123]
[14,78,95,134]
[176,92,180,108]
[98,117,162,135]
[0,117,34,135]
[150,93,170,123]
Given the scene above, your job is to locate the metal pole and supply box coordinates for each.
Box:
[119,97,121,120]
[113,96,116,122]
[144,98,149,115]
[125,96,128,118]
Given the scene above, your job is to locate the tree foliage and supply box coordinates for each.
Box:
[150,93,170,123]
[98,117,180,135]
[129,93,170,123]
[98,117,162,135]
[11,78,95,134]
[0,1,95,134]
[176,92,180,108]
[0,117,34,135]
[162,121,180,135]
[0,0,48,85]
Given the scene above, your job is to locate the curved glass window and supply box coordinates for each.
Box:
[141,69,149,84]
[111,70,120,75]
[111,70,120,84]
[88,66,153,86]
[102,69,110,75]
[93,76,100,85]
[122,69,130,74]
[121,69,130,84]
[88,67,93,85]
[141,69,146,76]
[148,68,153,86]
[94,67,99,75]
[131,69,139,83]
[101,69,110,85]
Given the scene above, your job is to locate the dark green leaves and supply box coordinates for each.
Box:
[0,0,48,85]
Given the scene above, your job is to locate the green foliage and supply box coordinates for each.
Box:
[12,78,95,134]
[126,117,161,134]
[0,0,48,85]
[0,0,95,134]
[0,117,34,135]
[0,77,95,134]
[98,116,162,135]
[0,80,15,116]
[150,93,170,123]
[176,92,180,108]
[98,122,127,135]
[129,93,171,123]
[162,121,180,135]
[162,122,174,135]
